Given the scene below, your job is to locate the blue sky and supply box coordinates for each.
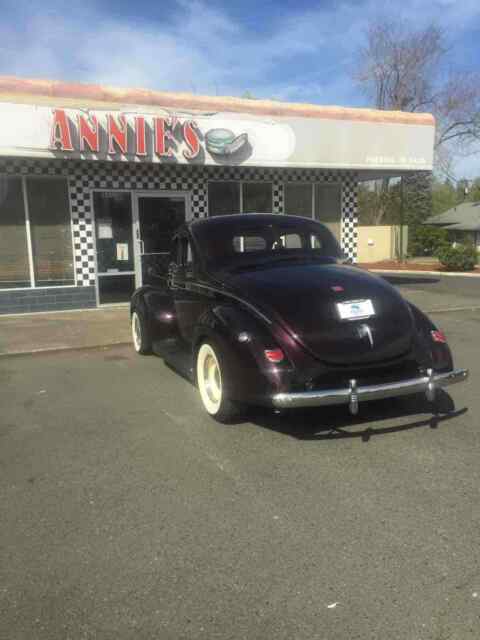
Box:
[0,0,479,176]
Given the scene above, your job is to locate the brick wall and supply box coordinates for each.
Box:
[0,286,96,315]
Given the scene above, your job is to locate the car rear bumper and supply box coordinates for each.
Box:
[271,368,469,414]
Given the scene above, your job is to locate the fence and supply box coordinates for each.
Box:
[357,225,408,263]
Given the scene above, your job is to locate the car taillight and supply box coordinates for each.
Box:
[264,348,285,363]
[431,330,447,344]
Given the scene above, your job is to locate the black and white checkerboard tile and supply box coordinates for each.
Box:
[0,158,358,286]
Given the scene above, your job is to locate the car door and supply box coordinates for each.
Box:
[171,234,209,343]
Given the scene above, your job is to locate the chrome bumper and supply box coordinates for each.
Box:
[272,368,469,414]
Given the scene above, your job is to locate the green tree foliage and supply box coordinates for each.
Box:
[408,226,449,257]
[357,180,401,225]
[431,177,459,215]
[403,172,432,226]
[431,176,480,216]
[466,178,480,202]
[437,244,478,271]
[359,174,480,228]
[402,172,433,254]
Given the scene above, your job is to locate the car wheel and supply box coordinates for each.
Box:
[196,341,240,423]
[131,309,152,355]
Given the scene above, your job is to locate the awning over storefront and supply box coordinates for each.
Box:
[0,76,435,172]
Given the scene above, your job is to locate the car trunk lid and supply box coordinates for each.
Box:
[225,262,414,366]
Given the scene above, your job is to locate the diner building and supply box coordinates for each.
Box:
[0,76,435,314]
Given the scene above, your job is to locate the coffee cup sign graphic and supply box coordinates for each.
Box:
[205,128,249,156]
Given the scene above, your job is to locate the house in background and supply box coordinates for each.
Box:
[425,201,480,250]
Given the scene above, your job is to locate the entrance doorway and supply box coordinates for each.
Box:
[132,192,189,288]
[93,190,189,304]
[93,191,135,305]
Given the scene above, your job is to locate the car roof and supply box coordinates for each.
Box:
[188,213,320,230]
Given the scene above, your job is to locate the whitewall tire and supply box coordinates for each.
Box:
[131,310,152,355]
[196,341,240,423]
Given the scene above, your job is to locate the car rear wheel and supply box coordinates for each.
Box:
[131,310,152,355]
[196,341,240,423]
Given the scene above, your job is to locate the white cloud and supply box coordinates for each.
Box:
[0,0,478,111]
[0,0,478,174]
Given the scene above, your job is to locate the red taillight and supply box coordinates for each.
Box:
[431,330,447,344]
[264,348,285,363]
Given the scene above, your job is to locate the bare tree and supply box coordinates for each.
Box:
[435,75,480,172]
[356,21,445,111]
[354,18,480,225]
[356,19,480,160]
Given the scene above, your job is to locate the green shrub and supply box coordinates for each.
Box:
[436,244,478,272]
[409,225,450,257]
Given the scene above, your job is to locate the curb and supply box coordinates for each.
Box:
[368,269,480,278]
[0,304,129,320]
[0,341,131,359]
[428,306,480,314]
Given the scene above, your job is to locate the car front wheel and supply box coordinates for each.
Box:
[131,310,152,355]
[196,341,240,423]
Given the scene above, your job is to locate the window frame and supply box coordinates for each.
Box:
[283,181,315,219]
[283,181,343,227]
[0,174,77,291]
[207,180,274,217]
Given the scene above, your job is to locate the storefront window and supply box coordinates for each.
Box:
[0,177,30,289]
[208,182,240,216]
[284,183,312,217]
[315,184,341,240]
[27,178,75,286]
[208,181,273,216]
[242,182,272,213]
[0,176,75,290]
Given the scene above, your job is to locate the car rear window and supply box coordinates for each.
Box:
[192,218,341,269]
[233,235,268,252]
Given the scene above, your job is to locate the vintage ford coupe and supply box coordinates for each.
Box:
[130,214,468,422]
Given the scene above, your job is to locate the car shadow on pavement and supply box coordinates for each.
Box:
[247,391,468,442]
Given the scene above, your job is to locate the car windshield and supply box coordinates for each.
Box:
[191,216,342,272]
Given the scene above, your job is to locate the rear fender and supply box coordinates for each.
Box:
[409,303,453,371]
[192,305,294,403]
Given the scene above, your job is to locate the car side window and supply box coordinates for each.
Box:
[310,233,322,249]
[280,233,303,249]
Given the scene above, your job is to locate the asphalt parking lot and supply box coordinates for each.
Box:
[1,276,479,639]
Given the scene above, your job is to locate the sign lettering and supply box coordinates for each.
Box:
[50,109,74,151]
[49,109,202,161]
[77,114,99,152]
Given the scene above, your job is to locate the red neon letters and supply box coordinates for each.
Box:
[49,110,201,161]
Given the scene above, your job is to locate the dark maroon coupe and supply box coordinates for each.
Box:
[130,214,468,422]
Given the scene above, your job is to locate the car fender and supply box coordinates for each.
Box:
[131,286,177,341]
[409,303,453,371]
[192,304,293,403]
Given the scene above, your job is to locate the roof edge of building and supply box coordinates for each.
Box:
[0,75,435,127]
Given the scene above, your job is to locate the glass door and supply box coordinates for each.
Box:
[132,193,188,288]
[93,191,135,304]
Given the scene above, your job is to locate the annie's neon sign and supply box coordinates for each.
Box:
[49,109,201,160]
